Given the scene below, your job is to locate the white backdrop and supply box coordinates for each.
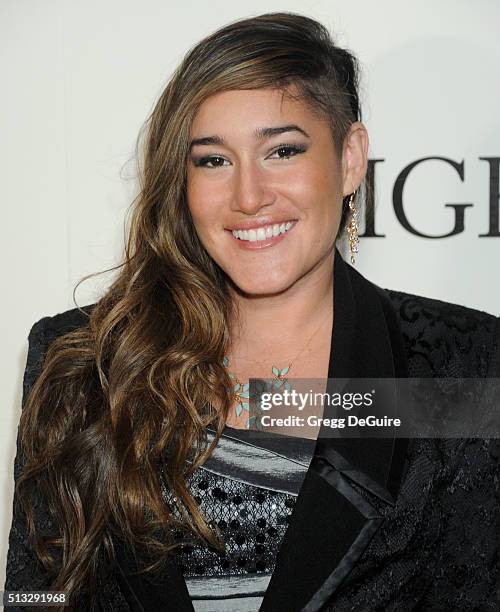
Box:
[2,0,499,585]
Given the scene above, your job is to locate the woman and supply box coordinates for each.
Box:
[5,12,500,612]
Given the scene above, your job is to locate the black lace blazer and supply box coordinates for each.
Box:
[5,250,500,611]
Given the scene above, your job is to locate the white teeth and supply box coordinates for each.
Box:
[232,221,296,242]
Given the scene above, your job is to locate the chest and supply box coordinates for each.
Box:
[224,333,332,433]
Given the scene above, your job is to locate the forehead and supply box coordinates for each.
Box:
[190,87,326,136]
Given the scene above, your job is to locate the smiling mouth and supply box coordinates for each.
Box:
[229,220,297,242]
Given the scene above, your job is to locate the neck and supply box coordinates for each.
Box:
[228,250,335,357]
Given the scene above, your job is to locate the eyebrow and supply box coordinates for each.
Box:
[189,124,310,151]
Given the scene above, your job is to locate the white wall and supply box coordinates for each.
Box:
[2,0,499,585]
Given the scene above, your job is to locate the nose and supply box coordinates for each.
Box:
[231,159,275,215]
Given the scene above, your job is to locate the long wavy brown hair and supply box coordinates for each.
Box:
[15,12,362,610]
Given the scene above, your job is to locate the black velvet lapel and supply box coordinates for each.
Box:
[113,536,193,612]
[113,248,410,612]
[259,249,410,611]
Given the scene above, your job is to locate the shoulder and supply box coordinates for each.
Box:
[22,305,96,399]
[27,303,96,348]
[383,287,498,333]
[379,287,500,377]
[374,291,500,599]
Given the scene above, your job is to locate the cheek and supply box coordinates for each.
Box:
[186,174,202,218]
[186,177,217,232]
[286,165,341,216]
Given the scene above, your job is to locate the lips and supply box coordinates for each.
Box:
[232,220,295,241]
[225,220,297,249]
[226,217,298,231]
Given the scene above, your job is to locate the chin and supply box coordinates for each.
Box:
[229,272,295,297]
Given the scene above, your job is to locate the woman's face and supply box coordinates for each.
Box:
[186,86,366,296]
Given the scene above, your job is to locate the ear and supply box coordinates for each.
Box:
[341,122,369,196]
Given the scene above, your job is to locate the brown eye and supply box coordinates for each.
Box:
[269,144,307,160]
[193,155,229,168]
[208,156,226,167]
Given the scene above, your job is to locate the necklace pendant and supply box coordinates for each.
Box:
[271,364,292,392]
[233,381,250,418]
[223,355,292,429]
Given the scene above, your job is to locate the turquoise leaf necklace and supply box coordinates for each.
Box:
[223,307,331,429]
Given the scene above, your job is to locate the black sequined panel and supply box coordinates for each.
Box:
[166,469,296,577]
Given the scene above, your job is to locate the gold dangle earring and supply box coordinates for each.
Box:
[346,190,359,265]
